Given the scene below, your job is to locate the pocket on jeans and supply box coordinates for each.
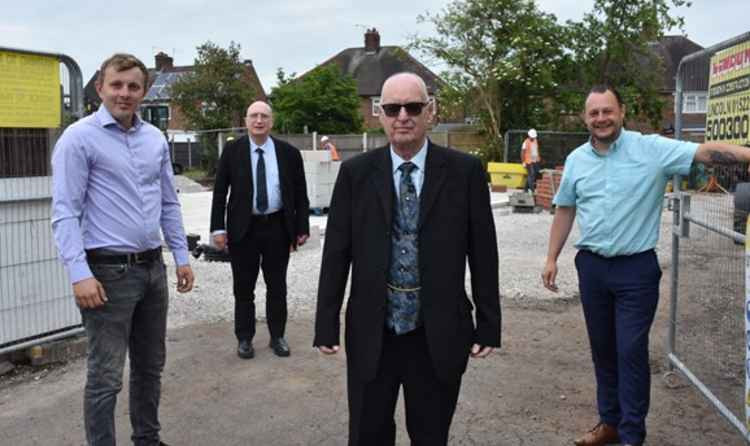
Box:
[91,264,130,282]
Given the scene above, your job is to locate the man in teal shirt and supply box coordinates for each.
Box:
[542,84,750,446]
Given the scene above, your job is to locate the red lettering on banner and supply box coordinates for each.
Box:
[712,47,750,78]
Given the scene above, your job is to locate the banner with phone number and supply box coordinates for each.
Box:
[706,40,750,146]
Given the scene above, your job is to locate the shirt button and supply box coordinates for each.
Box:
[401,249,406,255]
[406,197,411,201]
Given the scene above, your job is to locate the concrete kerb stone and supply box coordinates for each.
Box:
[27,335,88,367]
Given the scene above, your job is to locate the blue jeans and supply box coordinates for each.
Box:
[575,249,661,445]
[81,256,169,446]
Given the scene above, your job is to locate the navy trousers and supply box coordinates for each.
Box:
[575,249,661,445]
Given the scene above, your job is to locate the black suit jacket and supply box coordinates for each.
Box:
[210,135,310,246]
[314,142,501,383]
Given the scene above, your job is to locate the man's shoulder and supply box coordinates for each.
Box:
[138,120,167,138]
[339,146,387,172]
[271,135,301,152]
[430,142,481,168]
[59,113,99,138]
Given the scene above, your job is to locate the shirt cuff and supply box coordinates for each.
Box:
[211,230,227,236]
[172,249,190,267]
[68,260,93,285]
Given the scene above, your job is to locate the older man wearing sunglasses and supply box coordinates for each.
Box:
[314,72,501,446]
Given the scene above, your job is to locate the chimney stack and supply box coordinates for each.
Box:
[155,51,173,71]
[364,28,381,54]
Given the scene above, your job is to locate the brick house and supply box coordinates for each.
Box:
[629,35,710,140]
[301,29,443,129]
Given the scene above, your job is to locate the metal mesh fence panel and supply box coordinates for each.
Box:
[675,192,746,420]
[670,32,750,440]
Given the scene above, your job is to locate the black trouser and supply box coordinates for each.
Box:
[526,162,540,192]
[229,212,290,341]
[347,327,462,446]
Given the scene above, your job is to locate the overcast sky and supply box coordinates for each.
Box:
[3,1,748,92]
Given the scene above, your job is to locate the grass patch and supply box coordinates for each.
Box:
[182,168,208,182]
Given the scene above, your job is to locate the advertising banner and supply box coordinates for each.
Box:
[706,41,750,146]
[0,50,61,128]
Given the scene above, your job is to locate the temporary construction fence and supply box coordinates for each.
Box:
[0,47,84,354]
[169,128,487,169]
[669,32,750,442]
[503,129,589,167]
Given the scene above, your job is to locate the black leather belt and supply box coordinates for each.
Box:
[86,247,162,265]
[251,210,283,222]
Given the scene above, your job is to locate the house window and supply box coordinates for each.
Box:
[680,92,707,114]
[372,97,381,116]
[142,105,170,130]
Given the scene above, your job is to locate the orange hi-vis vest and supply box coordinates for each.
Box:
[521,138,541,165]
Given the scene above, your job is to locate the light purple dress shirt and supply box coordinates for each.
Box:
[51,105,189,284]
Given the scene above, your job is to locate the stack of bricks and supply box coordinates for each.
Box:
[533,167,563,210]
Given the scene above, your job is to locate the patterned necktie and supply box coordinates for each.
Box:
[386,161,421,334]
[255,148,268,213]
[398,162,419,232]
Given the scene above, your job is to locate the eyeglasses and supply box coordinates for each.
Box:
[380,102,429,117]
[246,113,271,121]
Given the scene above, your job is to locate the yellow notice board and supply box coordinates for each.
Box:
[706,40,750,146]
[0,50,61,128]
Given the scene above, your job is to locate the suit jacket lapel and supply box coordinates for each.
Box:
[238,135,253,198]
[371,147,393,227]
[272,137,291,207]
[419,142,447,229]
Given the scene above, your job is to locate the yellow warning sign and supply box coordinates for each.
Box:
[0,50,61,128]
[706,40,750,146]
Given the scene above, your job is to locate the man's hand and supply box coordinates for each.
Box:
[542,259,559,292]
[212,233,227,251]
[73,278,107,309]
[290,234,310,252]
[176,265,194,293]
[470,344,493,358]
[318,345,340,355]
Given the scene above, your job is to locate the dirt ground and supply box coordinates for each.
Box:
[0,284,746,446]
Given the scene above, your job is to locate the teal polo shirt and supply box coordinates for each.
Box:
[553,129,698,257]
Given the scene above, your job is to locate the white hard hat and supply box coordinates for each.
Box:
[321,135,329,142]
[528,129,537,138]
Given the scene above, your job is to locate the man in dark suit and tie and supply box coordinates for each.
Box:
[211,101,309,359]
[314,72,501,445]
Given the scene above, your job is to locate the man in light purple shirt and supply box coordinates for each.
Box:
[51,53,194,446]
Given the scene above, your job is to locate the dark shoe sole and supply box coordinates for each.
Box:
[237,347,255,359]
[270,348,290,357]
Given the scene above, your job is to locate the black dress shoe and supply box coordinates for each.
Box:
[269,337,291,357]
[237,339,254,359]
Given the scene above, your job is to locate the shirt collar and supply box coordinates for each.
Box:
[250,136,272,153]
[95,104,142,131]
[390,139,429,174]
[588,128,627,156]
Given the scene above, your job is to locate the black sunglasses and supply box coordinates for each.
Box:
[380,102,429,117]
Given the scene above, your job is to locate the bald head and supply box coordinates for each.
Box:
[380,72,429,103]
[245,101,273,144]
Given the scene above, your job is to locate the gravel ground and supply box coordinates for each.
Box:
[165,202,578,330]
[166,176,675,330]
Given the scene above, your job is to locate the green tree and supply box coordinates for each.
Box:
[411,0,574,160]
[170,41,257,168]
[270,64,363,134]
[567,0,690,127]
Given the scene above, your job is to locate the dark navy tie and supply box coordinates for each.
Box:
[255,148,268,213]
